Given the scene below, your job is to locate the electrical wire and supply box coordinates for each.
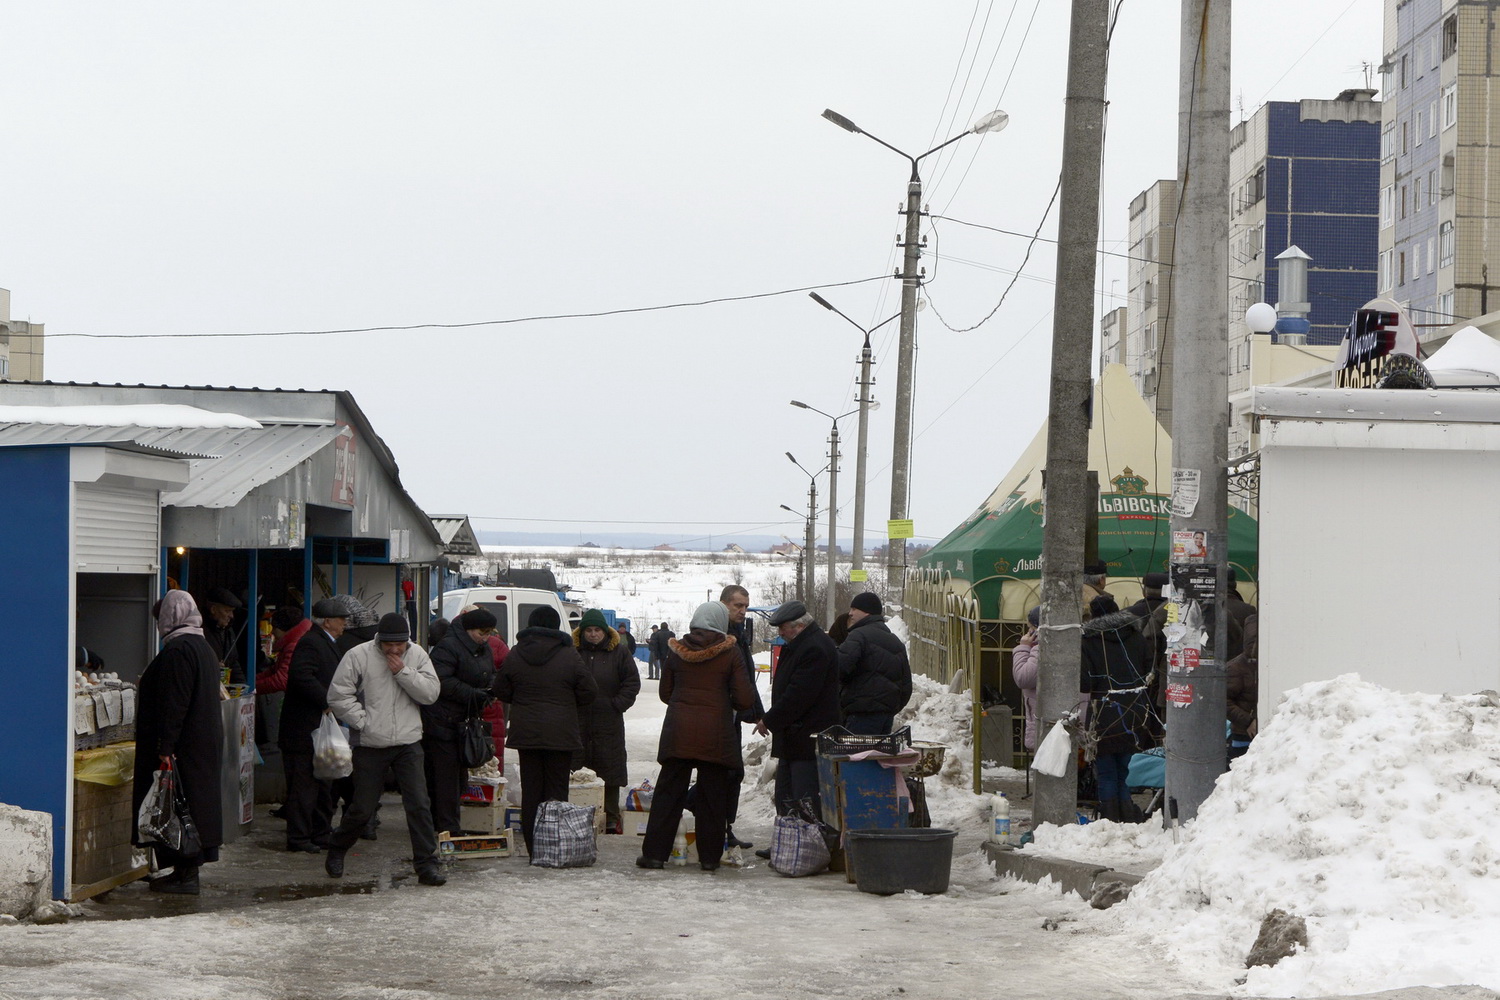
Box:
[45,274,891,340]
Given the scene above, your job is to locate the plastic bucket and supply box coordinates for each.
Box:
[845,827,957,895]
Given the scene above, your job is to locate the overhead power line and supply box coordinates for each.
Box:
[47,274,891,341]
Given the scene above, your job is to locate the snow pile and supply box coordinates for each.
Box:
[1119,674,1500,995]
[0,403,261,429]
[1027,818,1172,874]
[0,803,52,920]
[895,673,989,832]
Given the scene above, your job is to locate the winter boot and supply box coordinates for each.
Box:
[150,865,200,894]
[1097,798,1122,822]
[324,847,346,878]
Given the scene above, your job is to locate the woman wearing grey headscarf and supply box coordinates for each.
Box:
[130,589,225,894]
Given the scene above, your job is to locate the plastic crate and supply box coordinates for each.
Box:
[815,725,911,758]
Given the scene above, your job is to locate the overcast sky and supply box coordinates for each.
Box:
[1,2,1380,547]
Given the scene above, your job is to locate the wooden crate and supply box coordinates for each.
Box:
[71,767,147,900]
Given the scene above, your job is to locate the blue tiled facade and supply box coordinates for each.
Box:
[1261,103,1381,345]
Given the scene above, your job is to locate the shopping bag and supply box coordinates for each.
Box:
[136,768,181,848]
[312,713,354,780]
[458,715,495,770]
[1033,720,1072,778]
[769,814,831,877]
[529,799,597,868]
[625,779,653,812]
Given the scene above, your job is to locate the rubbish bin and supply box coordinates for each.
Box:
[815,727,913,882]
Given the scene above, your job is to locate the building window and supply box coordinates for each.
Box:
[1380,250,1394,292]
[1443,84,1458,130]
[0,356,7,377]
[1440,221,1455,268]
[1430,101,1439,138]
[1431,36,1439,70]
[1399,251,1407,285]
[1401,184,1408,220]
[1412,243,1422,274]
[1381,124,1395,162]
[1144,322,1156,353]
[1416,111,1424,146]
[1414,176,1423,211]
[1401,54,1409,89]
[1442,154,1455,197]
[1429,168,1439,204]
[1429,237,1437,273]
[1143,278,1155,310]
[1443,14,1458,59]
[1402,120,1409,155]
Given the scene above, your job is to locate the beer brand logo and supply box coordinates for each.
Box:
[993,559,1010,574]
[1110,467,1148,496]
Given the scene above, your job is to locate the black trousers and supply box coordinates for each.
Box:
[282,751,334,849]
[517,748,572,854]
[328,743,438,872]
[774,758,822,818]
[422,735,466,838]
[642,758,729,864]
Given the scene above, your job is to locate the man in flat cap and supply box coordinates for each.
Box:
[201,586,245,685]
[325,613,444,886]
[762,600,839,828]
[277,597,350,853]
[835,592,912,736]
[1081,562,1114,622]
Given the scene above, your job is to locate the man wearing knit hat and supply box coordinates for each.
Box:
[835,592,912,735]
[324,612,445,885]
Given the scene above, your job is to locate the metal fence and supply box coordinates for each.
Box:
[902,568,985,791]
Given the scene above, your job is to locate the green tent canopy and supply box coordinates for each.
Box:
[918,364,1258,620]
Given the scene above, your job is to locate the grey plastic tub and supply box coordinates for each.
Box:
[845,827,957,895]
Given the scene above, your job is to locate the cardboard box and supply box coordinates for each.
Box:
[624,809,651,836]
[438,828,511,859]
[461,775,504,805]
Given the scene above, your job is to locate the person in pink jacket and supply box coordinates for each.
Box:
[1011,606,1088,752]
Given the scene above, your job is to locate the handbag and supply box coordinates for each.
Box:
[458,714,495,770]
[170,761,204,862]
[530,799,597,868]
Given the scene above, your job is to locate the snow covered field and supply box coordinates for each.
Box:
[4,548,1500,999]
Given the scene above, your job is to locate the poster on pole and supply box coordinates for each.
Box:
[849,569,868,582]
[887,519,915,540]
[1166,682,1194,708]
[1171,468,1201,517]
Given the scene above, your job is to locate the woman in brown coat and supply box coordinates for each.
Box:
[638,601,757,871]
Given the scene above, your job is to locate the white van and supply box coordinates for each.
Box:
[438,587,572,648]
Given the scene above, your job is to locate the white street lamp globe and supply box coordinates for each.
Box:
[1245,302,1278,334]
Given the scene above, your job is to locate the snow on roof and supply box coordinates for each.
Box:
[0,403,261,429]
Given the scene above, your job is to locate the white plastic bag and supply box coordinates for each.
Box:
[1033,720,1072,777]
[313,713,353,780]
[136,768,181,848]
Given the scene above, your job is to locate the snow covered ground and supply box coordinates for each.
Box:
[5,549,1500,999]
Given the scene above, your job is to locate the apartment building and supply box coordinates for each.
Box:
[0,289,45,382]
[1379,0,1500,330]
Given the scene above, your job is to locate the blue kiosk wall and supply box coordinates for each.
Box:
[0,447,75,899]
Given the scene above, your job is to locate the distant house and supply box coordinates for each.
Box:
[768,542,800,556]
[652,543,676,552]
[723,543,745,554]
[580,541,599,548]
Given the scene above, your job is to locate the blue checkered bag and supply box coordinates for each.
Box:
[530,800,597,868]
[769,814,830,877]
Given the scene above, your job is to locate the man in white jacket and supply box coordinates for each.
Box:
[324,613,445,885]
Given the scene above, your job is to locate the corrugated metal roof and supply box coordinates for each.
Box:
[0,421,341,508]
[161,425,342,508]
[430,516,482,555]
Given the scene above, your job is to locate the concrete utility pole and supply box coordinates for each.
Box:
[1165,0,1231,823]
[826,422,840,623]
[1034,0,1110,828]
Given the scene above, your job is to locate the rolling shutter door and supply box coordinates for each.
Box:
[75,483,160,574]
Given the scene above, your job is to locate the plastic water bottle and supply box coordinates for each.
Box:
[991,792,1011,844]
[670,815,690,866]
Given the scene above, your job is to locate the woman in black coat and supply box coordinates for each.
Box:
[1082,608,1153,823]
[131,590,224,894]
[493,606,597,854]
[572,609,641,834]
[423,607,503,837]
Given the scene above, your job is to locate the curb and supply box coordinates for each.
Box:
[981,842,1145,899]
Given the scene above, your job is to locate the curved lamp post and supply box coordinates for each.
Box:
[791,400,859,623]
[786,452,825,605]
[822,106,1009,591]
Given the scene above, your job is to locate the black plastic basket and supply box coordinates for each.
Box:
[815,725,912,758]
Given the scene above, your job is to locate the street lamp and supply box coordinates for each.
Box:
[791,400,858,624]
[823,106,1010,592]
[809,292,900,579]
[778,506,809,603]
[786,452,824,604]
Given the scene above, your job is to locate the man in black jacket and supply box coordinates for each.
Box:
[278,598,349,852]
[201,586,244,685]
[836,592,912,735]
[649,623,674,680]
[762,600,839,818]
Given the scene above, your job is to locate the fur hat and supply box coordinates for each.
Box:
[689,601,729,634]
[850,592,882,616]
[527,605,562,630]
[459,608,497,631]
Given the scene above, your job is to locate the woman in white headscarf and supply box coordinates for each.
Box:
[130,589,225,894]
